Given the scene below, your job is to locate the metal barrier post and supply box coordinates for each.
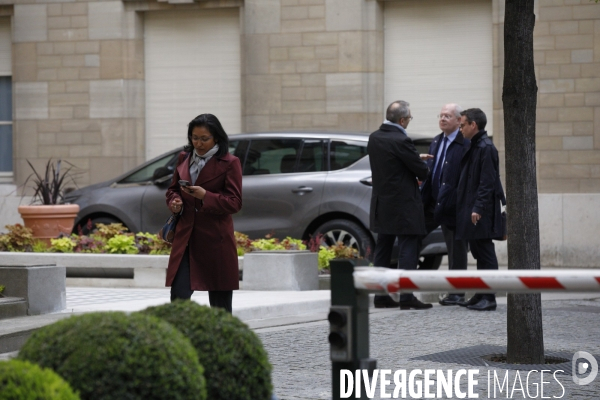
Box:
[330,259,372,400]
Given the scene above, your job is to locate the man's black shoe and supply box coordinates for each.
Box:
[399,298,433,310]
[458,295,483,307]
[467,298,497,311]
[374,295,400,309]
[439,294,465,306]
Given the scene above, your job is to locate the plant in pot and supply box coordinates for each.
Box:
[18,159,81,244]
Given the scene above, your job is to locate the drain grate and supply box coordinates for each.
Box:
[409,345,585,374]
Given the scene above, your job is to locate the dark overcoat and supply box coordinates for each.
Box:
[368,124,429,235]
[420,131,470,228]
[165,151,242,291]
[456,131,503,241]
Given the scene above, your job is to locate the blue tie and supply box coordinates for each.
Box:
[432,137,448,201]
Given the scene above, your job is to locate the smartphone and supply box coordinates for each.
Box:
[179,180,190,187]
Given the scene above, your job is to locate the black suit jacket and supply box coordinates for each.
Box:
[421,131,470,228]
[367,124,429,235]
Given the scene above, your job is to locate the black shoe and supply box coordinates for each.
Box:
[467,298,497,311]
[399,298,433,310]
[374,295,400,309]
[458,295,482,307]
[439,294,465,306]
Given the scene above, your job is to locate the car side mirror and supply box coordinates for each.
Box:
[153,167,172,185]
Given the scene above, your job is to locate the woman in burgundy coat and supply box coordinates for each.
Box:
[166,114,242,313]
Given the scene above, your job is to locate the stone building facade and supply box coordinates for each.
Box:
[0,0,599,265]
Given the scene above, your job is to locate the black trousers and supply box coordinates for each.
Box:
[373,233,420,302]
[469,238,498,302]
[421,204,469,295]
[170,247,233,313]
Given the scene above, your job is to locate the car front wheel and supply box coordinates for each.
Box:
[313,219,375,260]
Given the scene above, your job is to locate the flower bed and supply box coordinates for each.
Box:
[0,224,364,288]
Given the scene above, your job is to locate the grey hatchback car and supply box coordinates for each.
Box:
[64,132,446,268]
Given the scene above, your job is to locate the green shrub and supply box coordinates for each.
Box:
[50,237,76,253]
[0,224,35,252]
[318,245,336,270]
[141,301,272,400]
[0,359,80,400]
[104,234,138,254]
[135,232,171,255]
[18,312,206,400]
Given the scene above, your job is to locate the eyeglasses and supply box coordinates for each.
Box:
[192,135,213,143]
[437,114,455,120]
[402,116,413,121]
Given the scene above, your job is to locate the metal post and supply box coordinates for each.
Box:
[330,259,373,400]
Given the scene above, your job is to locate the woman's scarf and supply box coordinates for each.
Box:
[189,144,219,184]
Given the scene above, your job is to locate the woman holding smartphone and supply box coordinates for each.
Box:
[165,114,242,313]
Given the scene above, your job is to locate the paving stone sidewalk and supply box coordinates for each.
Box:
[257,296,600,400]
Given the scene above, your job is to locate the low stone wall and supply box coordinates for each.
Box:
[0,253,245,288]
[0,253,168,288]
[0,265,66,315]
[243,251,319,291]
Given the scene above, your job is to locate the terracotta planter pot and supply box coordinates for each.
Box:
[18,204,80,244]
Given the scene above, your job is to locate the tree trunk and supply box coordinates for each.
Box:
[502,0,545,364]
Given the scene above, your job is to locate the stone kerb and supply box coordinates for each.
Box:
[242,250,319,291]
[0,253,169,288]
[0,264,66,315]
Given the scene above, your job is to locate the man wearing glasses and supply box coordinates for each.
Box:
[419,104,470,307]
[368,100,432,310]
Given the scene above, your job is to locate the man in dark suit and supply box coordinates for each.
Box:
[419,103,470,306]
[368,100,432,310]
[456,108,504,311]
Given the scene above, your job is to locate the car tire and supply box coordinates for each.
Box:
[418,255,443,270]
[76,216,122,235]
[313,219,375,260]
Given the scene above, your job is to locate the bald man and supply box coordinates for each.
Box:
[419,103,470,306]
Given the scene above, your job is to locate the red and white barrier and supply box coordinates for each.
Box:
[353,267,600,294]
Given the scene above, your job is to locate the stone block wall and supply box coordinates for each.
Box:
[532,1,600,193]
[3,0,599,194]
[492,0,600,193]
[242,0,384,133]
[10,1,145,188]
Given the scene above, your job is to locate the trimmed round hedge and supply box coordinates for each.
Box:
[18,312,206,400]
[0,359,80,400]
[141,301,272,400]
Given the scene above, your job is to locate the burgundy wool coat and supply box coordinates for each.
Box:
[165,151,242,291]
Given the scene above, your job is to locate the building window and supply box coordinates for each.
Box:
[0,76,12,176]
[0,76,11,174]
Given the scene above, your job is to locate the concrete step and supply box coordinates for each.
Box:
[0,313,75,354]
[0,297,27,320]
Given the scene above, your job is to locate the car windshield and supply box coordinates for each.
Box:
[118,152,178,184]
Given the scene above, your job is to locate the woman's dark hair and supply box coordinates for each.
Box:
[184,114,229,158]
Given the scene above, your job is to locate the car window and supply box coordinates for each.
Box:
[119,152,178,184]
[244,139,302,175]
[298,139,326,172]
[329,140,368,171]
[412,139,432,156]
[229,140,249,164]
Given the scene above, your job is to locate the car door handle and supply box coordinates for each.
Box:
[292,186,313,194]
